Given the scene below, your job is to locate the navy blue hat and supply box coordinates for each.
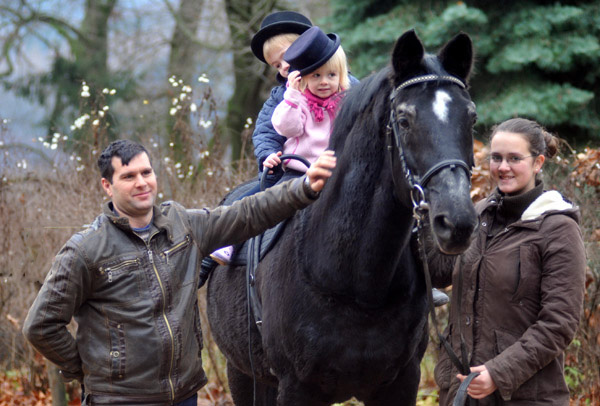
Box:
[251,11,313,63]
[284,26,341,76]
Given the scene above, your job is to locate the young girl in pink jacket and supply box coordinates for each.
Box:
[267,26,350,174]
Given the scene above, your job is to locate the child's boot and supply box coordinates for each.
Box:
[432,288,449,307]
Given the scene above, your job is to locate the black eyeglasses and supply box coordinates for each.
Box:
[489,154,534,166]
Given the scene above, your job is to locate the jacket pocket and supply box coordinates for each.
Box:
[161,234,195,287]
[511,244,541,303]
[494,329,538,399]
[161,235,190,264]
[97,257,143,303]
[434,327,453,390]
[99,258,140,281]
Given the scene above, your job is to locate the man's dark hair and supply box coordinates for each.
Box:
[97,140,151,183]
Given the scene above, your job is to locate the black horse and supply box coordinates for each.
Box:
[207,30,478,406]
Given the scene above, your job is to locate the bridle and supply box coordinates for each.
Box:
[387,74,480,406]
[387,74,472,201]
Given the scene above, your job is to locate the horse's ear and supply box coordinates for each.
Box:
[438,32,473,83]
[391,29,425,83]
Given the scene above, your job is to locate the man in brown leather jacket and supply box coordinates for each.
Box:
[23,140,336,405]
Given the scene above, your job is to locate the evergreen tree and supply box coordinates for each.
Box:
[327,0,600,142]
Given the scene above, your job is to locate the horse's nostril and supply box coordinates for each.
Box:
[433,214,453,232]
[432,214,454,242]
[432,212,478,254]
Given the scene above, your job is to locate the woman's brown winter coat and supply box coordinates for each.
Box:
[433,189,586,405]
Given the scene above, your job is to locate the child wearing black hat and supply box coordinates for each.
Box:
[269,26,349,173]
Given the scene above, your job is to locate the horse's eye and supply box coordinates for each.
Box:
[399,118,410,129]
[468,102,477,125]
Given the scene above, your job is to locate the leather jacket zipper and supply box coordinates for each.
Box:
[99,259,139,283]
[162,235,190,265]
[147,240,175,401]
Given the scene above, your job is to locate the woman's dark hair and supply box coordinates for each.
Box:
[97,140,150,183]
[490,118,560,159]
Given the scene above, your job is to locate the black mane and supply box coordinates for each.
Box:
[330,67,392,151]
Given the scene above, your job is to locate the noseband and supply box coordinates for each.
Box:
[387,74,472,205]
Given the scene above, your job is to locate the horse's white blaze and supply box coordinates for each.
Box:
[433,91,451,123]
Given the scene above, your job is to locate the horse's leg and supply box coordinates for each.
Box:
[363,332,428,406]
[276,377,329,406]
[361,358,421,406]
[227,361,277,406]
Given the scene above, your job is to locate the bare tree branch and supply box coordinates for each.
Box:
[0,3,89,77]
[0,142,53,165]
[0,4,86,42]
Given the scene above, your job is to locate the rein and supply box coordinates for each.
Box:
[388,74,479,405]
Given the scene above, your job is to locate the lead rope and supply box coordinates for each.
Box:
[411,185,480,406]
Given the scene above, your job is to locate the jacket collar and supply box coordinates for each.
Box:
[480,188,579,230]
[521,190,575,221]
[102,202,174,241]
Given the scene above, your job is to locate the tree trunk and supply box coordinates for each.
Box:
[223,0,276,163]
[73,0,116,83]
[47,0,117,147]
[166,0,204,162]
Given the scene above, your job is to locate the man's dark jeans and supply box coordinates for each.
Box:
[175,394,197,406]
[81,393,198,405]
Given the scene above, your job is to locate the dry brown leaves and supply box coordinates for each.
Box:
[471,142,600,205]
[471,139,492,202]
[0,373,233,406]
[0,374,49,406]
[568,147,600,192]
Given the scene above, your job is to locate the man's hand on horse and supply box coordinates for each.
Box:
[306,150,336,193]
[457,364,497,399]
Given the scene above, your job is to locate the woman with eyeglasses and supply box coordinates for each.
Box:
[432,118,586,405]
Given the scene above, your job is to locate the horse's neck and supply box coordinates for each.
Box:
[300,162,416,307]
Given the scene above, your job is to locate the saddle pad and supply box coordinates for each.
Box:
[230,220,288,266]
[218,177,288,266]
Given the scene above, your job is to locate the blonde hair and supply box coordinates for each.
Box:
[263,33,300,61]
[299,46,350,92]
